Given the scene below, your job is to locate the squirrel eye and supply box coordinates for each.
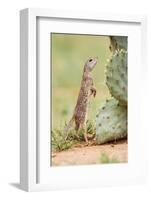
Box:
[89,59,93,62]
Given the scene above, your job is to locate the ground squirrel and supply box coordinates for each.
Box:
[64,57,98,143]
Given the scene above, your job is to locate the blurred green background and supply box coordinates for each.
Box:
[51,33,111,130]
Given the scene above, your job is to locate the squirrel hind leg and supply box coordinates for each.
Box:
[64,116,74,140]
[74,121,80,140]
[75,121,80,131]
[80,122,88,144]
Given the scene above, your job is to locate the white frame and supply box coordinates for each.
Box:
[20,8,147,192]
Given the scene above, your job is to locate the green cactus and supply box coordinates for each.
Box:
[96,99,127,144]
[106,49,127,106]
[95,36,128,145]
[110,36,127,52]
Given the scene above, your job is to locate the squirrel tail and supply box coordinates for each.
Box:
[64,115,75,140]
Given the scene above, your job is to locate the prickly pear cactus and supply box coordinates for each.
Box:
[110,36,127,52]
[106,49,127,106]
[96,99,127,144]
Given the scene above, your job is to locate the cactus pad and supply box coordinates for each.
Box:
[106,49,127,106]
[110,36,127,52]
[96,99,127,144]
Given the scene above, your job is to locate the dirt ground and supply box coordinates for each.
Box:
[51,140,128,166]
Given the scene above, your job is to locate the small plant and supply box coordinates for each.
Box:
[52,120,96,152]
[78,120,96,140]
[87,120,95,135]
[51,129,75,152]
[100,152,119,164]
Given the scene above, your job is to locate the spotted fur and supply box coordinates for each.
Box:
[64,57,98,143]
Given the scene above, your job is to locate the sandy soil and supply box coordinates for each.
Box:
[51,140,128,166]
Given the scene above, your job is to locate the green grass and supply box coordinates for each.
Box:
[51,129,75,152]
[52,120,95,152]
[51,33,111,130]
[100,152,119,164]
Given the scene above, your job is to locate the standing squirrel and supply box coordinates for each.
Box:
[64,57,98,143]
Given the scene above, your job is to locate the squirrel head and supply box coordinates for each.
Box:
[84,57,98,72]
